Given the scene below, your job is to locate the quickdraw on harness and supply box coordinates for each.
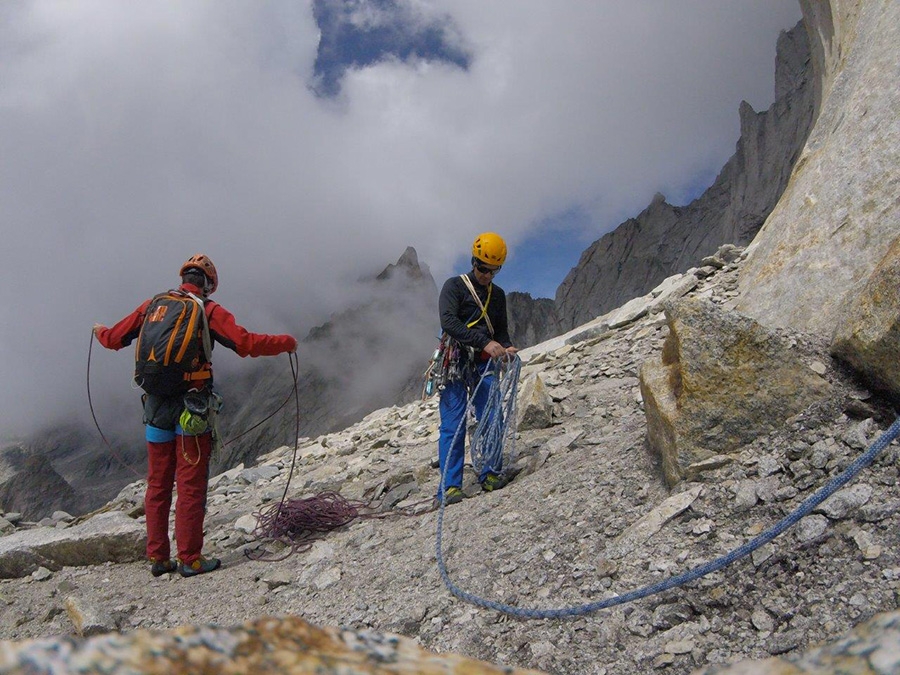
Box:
[422,333,470,398]
[178,388,224,466]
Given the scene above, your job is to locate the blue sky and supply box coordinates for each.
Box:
[0,1,802,431]
[479,208,596,300]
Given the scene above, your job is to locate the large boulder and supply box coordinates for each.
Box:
[516,374,554,431]
[831,236,900,397]
[640,298,832,486]
[735,0,900,335]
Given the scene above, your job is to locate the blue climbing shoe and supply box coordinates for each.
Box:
[150,558,176,577]
[177,556,221,578]
[481,473,509,492]
[443,486,464,505]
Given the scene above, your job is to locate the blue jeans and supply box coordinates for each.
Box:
[437,361,501,493]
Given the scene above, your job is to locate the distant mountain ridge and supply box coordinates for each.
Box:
[554,21,814,330]
[214,246,439,474]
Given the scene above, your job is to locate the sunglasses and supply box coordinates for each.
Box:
[474,263,501,276]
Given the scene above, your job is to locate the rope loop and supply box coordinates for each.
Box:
[436,410,900,619]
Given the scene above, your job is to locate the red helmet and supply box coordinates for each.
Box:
[179,254,218,294]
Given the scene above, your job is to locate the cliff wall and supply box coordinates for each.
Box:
[555,21,815,330]
[735,0,900,334]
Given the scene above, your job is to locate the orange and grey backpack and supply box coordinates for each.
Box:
[134,290,212,396]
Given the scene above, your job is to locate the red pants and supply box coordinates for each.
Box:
[145,434,212,565]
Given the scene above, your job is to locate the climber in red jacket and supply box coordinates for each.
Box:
[94,254,297,578]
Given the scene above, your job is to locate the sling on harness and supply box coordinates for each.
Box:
[458,273,494,334]
[422,275,495,399]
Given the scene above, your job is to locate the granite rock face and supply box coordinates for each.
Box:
[639,298,833,486]
[555,21,814,330]
[506,291,560,349]
[830,235,900,399]
[215,246,439,475]
[736,0,900,338]
[0,615,547,674]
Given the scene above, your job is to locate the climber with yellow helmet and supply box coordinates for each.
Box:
[436,233,518,505]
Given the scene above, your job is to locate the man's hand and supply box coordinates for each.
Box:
[483,340,507,359]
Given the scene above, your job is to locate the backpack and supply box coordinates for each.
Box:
[133,290,211,396]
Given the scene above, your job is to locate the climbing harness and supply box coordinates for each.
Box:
[459,274,494,333]
[436,414,900,619]
[89,330,297,476]
[422,335,473,399]
[422,275,494,400]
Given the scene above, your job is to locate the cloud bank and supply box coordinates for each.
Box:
[0,1,801,435]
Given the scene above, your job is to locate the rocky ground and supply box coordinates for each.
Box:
[1,250,899,675]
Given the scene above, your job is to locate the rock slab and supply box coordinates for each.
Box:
[0,512,144,579]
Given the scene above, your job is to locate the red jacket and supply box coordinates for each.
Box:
[96,283,296,368]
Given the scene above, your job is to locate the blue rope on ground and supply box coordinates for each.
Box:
[436,414,900,619]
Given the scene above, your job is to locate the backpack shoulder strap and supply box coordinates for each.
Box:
[184,291,213,362]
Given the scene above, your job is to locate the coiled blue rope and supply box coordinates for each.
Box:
[437,355,519,499]
[470,356,522,477]
[437,411,900,619]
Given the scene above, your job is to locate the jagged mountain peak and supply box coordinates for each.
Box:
[352,246,436,287]
[375,246,429,282]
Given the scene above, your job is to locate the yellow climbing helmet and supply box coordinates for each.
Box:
[472,232,507,266]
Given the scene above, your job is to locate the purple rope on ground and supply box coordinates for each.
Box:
[247,491,367,560]
[246,490,435,561]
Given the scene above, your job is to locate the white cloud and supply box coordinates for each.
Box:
[0,1,801,435]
